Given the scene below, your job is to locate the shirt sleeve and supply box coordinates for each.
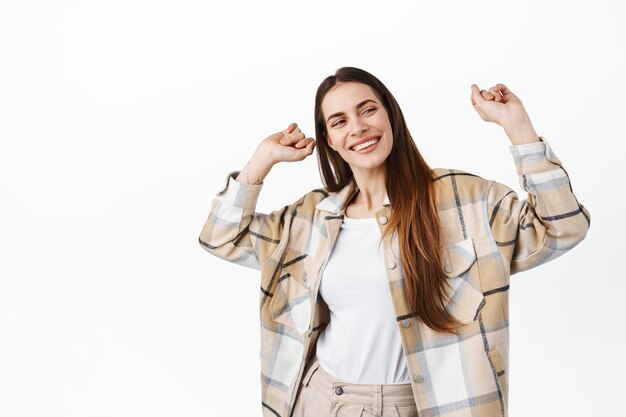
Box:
[198,170,302,271]
[486,136,591,275]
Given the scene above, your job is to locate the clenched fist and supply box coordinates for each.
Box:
[261,122,317,164]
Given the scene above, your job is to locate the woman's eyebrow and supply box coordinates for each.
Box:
[326,99,377,123]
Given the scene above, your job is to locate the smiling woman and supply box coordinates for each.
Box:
[321,83,394,190]
[198,66,591,417]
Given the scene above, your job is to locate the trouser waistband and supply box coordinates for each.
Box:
[301,353,416,416]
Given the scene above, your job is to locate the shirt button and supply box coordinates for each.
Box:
[414,374,424,383]
[379,216,388,225]
[387,260,396,269]
[402,319,411,328]
[335,387,343,395]
[444,264,453,274]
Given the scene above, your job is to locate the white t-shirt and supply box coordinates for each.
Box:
[315,214,411,384]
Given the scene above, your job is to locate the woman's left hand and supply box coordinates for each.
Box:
[470,83,540,145]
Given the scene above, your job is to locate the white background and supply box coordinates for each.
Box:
[1,1,624,416]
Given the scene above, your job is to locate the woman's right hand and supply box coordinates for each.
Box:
[260,122,316,165]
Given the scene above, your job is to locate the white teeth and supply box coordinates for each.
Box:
[352,138,380,151]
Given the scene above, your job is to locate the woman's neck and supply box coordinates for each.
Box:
[349,167,387,213]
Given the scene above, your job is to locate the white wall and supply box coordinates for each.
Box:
[1,0,623,416]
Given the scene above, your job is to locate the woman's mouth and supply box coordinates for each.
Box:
[351,137,381,153]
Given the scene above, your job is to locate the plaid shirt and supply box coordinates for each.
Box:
[198,136,590,417]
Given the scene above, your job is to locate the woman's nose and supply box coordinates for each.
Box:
[350,121,368,136]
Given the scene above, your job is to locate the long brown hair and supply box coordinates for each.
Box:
[314,66,461,334]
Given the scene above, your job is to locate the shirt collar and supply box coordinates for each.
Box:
[315,177,390,214]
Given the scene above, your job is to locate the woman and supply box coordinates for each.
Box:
[198,67,590,417]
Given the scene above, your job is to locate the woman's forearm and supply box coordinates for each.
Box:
[235,146,275,185]
[502,117,540,145]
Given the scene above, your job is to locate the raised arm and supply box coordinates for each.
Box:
[471,83,590,275]
[198,123,316,270]
[486,137,590,274]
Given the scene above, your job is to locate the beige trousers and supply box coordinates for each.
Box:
[291,354,419,417]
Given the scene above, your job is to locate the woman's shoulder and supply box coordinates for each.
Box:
[431,166,486,181]
[431,167,493,196]
[292,184,330,200]
[432,166,494,182]
[282,187,332,213]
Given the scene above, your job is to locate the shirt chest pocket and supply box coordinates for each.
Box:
[268,247,312,334]
[441,237,485,325]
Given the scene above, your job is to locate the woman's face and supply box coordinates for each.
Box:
[321,81,393,172]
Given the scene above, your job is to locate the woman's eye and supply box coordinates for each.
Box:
[331,108,375,127]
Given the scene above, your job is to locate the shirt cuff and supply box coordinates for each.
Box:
[215,170,264,210]
[508,136,564,176]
